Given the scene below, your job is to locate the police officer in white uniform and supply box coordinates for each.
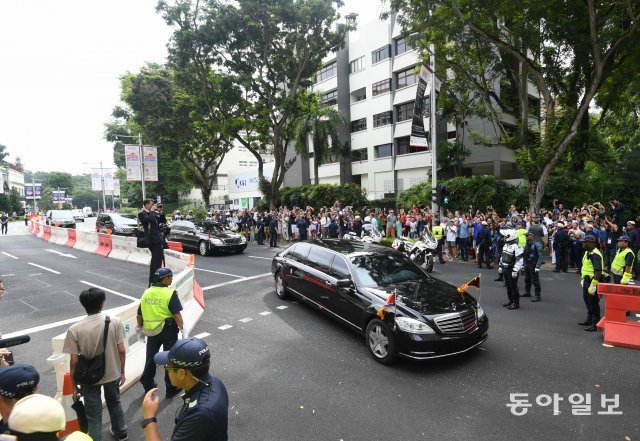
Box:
[499,229,524,310]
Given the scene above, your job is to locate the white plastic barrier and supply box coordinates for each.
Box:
[47,263,204,400]
[48,226,60,243]
[82,231,99,253]
[164,249,194,273]
[54,227,69,246]
[73,230,87,251]
[109,235,132,261]
[36,222,45,239]
[126,243,151,266]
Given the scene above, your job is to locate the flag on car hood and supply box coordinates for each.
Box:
[457,275,480,293]
[376,292,396,320]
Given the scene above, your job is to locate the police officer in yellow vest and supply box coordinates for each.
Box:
[579,235,603,332]
[137,267,185,398]
[611,235,635,285]
[516,221,528,249]
[432,220,446,264]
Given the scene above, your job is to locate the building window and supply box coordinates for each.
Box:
[349,56,365,74]
[396,136,423,155]
[372,45,391,64]
[323,89,338,106]
[351,148,368,162]
[447,130,457,139]
[396,66,418,88]
[396,101,414,122]
[395,37,412,55]
[316,61,337,83]
[351,118,367,133]
[374,143,393,158]
[372,79,391,96]
[373,111,393,128]
[351,87,366,103]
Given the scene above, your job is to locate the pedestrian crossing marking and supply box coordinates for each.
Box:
[218,324,233,330]
[276,305,288,310]
[259,311,271,316]
[239,318,253,323]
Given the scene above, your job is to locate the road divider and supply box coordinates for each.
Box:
[66,228,76,247]
[109,235,131,261]
[96,233,113,257]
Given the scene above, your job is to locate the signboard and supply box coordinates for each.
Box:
[91,168,102,191]
[143,146,158,182]
[103,168,114,191]
[410,64,442,149]
[124,145,142,181]
[25,183,42,200]
[52,190,65,202]
[228,165,274,194]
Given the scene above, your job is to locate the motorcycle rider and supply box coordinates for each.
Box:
[185,210,195,221]
[499,228,524,310]
[362,216,373,238]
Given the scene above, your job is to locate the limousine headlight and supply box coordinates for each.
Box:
[239,235,246,243]
[210,238,224,245]
[477,305,485,319]
[395,317,435,334]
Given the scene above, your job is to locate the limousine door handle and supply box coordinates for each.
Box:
[324,280,333,286]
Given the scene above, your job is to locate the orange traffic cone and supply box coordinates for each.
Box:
[59,373,81,437]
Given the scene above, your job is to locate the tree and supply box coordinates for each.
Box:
[389,0,640,212]
[38,188,54,212]
[294,95,346,184]
[436,141,471,177]
[0,144,7,163]
[9,187,21,214]
[115,64,237,207]
[47,172,74,194]
[0,194,9,213]
[158,0,356,208]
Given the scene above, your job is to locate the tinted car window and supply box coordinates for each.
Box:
[288,243,311,263]
[307,247,335,273]
[330,256,351,279]
[350,253,425,287]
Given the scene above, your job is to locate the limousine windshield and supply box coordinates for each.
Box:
[350,253,426,287]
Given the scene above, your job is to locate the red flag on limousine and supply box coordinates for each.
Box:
[457,275,480,294]
[376,292,396,320]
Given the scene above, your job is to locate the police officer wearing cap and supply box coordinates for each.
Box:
[432,219,446,264]
[611,235,635,285]
[0,364,40,434]
[138,268,185,398]
[499,228,524,309]
[142,338,229,441]
[553,222,570,273]
[579,234,603,331]
[523,232,544,302]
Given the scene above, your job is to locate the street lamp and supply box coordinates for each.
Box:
[113,133,146,200]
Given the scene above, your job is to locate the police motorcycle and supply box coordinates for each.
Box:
[361,229,383,244]
[391,236,415,258]
[409,230,437,273]
[342,230,363,241]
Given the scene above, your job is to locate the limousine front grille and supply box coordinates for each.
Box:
[433,310,477,335]
[224,237,241,244]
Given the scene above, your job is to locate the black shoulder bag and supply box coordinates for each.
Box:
[74,316,110,385]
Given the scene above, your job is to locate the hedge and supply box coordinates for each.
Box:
[278,183,367,211]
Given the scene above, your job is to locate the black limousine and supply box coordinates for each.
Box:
[167,220,247,256]
[271,240,488,364]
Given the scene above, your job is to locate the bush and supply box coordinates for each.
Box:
[363,198,397,211]
[396,180,432,210]
[278,183,367,211]
[179,204,208,220]
[119,207,139,215]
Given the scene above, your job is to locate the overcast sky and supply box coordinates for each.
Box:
[0,0,382,175]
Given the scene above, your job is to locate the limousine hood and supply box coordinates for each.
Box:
[365,277,473,316]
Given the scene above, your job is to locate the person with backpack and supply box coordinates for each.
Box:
[63,288,128,441]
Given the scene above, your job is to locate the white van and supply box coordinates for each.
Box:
[82,207,93,217]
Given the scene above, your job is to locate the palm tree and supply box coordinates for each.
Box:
[294,97,346,185]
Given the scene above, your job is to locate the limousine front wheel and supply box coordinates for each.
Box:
[275,272,290,299]
[366,319,397,364]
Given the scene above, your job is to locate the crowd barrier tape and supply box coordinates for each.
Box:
[47,265,205,403]
[109,235,132,261]
[596,283,640,350]
[42,225,52,241]
[167,240,183,252]
[66,228,76,248]
[96,233,113,257]
[82,232,100,254]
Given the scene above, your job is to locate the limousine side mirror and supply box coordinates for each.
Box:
[189,230,197,235]
[335,279,353,288]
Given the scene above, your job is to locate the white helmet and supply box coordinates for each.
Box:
[364,216,371,223]
[500,228,518,243]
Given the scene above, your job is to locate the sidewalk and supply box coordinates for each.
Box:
[0,221,31,237]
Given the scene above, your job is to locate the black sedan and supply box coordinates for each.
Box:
[271,240,488,364]
[96,213,138,236]
[167,220,247,256]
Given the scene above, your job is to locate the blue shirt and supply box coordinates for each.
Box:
[472,223,481,241]
[172,374,228,441]
[458,222,469,239]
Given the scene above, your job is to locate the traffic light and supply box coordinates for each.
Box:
[432,185,441,204]
[440,185,450,206]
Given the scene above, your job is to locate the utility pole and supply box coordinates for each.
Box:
[430,43,439,217]
[100,161,107,213]
[32,178,38,213]
[139,133,146,201]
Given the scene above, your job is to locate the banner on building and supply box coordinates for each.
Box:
[410,64,442,149]
[143,146,158,182]
[228,165,274,194]
[25,183,42,199]
[125,145,142,181]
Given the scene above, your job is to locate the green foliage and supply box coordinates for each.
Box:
[119,207,140,215]
[0,194,10,213]
[396,180,432,210]
[178,204,207,221]
[9,188,21,214]
[436,141,471,177]
[366,198,397,210]
[47,172,74,194]
[38,188,54,212]
[72,189,103,211]
[0,144,7,163]
[278,184,367,210]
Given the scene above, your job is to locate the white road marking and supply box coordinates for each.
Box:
[1,304,131,339]
[201,273,271,291]
[28,262,61,274]
[218,324,233,330]
[195,267,244,278]
[258,311,271,316]
[46,249,77,259]
[79,280,138,301]
[238,318,253,323]
[1,252,19,260]
[28,273,43,276]
[248,255,271,260]
[193,332,211,339]
[1,274,15,277]
[276,305,288,310]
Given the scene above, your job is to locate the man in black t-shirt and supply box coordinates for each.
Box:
[0,213,8,235]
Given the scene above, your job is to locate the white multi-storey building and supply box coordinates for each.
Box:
[284,14,520,199]
[0,165,25,197]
